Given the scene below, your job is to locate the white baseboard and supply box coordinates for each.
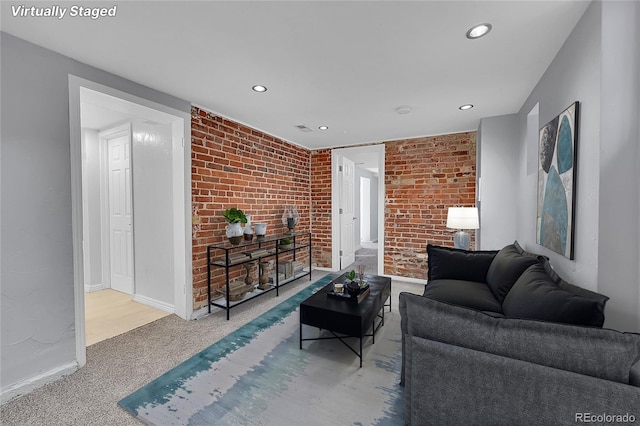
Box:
[1,361,78,404]
[133,294,174,313]
[386,274,428,285]
[84,282,107,292]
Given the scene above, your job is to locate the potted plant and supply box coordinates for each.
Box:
[344,270,356,282]
[224,208,247,245]
[279,238,293,251]
[344,270,360,296]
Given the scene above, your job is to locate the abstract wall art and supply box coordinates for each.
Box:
[537,102,579,259]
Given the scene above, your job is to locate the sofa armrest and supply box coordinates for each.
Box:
[407,336,640,426]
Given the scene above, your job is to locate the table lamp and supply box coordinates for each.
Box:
[446,207,479,250]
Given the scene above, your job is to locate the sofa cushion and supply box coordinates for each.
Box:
[427,244,498,283]
[399,292,640,385]
[423,279,503,313]
[542,260,610,319]
[485,244,540,303]
[513,240,549,261]
[502,264,608,327]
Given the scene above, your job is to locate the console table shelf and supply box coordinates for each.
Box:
[207,232,312,320]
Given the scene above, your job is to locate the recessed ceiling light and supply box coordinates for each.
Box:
[466,23,492,39]
[395,105,412,115]
[318,126,329,130]
[459,104,474,111]
[252,85,267,92]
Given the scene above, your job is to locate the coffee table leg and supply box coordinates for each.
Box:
[299,325,302,349]
[359,337,363,368]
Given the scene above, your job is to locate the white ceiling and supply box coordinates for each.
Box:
[1,1,590,149]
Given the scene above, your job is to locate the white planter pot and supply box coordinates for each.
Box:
[254,222,267,236]
[226,222,244,245]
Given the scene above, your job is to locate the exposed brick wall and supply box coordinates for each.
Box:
[384,132,476,279]
[191,106,311,311]
[310,132,476,280]
[310,149,332,267]
[191,106,475,310]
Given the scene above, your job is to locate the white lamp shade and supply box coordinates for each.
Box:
[446,207,479,230]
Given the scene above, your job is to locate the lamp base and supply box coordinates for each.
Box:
[453,230,471,250]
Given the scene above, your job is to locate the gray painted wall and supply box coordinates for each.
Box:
[518,0,602,293]
[477,114,519,250]
[131,122,175,305]
[485,1,640,332]
[81,128,104,289]
[0,32,190,397]
[513,0,601,292]
[597,0,640,332]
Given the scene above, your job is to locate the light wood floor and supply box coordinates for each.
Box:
[85,289,171,346]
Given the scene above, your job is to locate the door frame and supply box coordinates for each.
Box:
[99,123,134,295]
[69,75,192,368]
[331,144,385,274]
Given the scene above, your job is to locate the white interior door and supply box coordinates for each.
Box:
[105,128,134,295]
[339,155,356,268]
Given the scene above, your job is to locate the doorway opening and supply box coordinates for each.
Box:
[69,76,192,365]
[332,144,385,275]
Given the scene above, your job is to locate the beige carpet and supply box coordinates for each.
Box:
[1,270,423,426]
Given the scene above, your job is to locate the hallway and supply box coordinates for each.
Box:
[342,241,378,275]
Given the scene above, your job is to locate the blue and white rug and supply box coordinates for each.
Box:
[119,275,405,425]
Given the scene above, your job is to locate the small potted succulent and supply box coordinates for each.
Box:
[224,208,247,245]
[279,238,293,251]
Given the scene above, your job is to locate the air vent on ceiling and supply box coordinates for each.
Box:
[295,124,313,133]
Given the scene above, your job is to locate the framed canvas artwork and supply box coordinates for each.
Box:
[537,102,579,259]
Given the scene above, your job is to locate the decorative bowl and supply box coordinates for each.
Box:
[346,281,361,297]
[217,284,254,301]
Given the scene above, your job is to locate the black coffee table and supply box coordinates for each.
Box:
[299,273,392,367]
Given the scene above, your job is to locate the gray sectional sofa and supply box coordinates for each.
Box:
[399,242,640,425]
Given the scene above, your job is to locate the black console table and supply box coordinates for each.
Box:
[207,232,312,320]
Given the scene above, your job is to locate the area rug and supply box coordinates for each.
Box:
[119,274,405,425]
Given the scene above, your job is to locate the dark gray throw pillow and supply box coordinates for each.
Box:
[541,260,609,326]
[485,244,540,303]
[502,264,609,327]
[513,240,549,261]
[427,244,498,283]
